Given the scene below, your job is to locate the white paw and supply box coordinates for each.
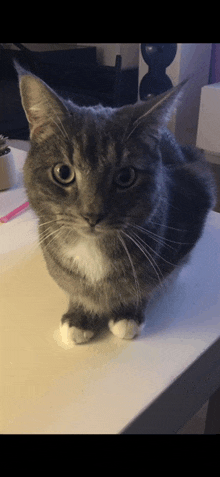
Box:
[108,319,140,340]
[59,322,94,347]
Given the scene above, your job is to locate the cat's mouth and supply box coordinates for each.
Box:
[81,226,103,237]
[78,221,122,238]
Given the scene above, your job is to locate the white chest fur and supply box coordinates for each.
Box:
[61,237,110,284]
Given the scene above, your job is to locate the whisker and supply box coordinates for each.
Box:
[38,223,65,242]
[38,224,56,236]
[62,225,78,245]
[38,219,62,227]
[148,220,186,232]
[130,230,176,267]
[50,116,69,140]
[127,223,176,251]
[43,95,69,140]
[139,230,176,251]
[129,223,191,245]
[117,231,141,313]
[54,113,69,140]
[38,225,66,248]
[121,230,163,287]
[124,93,174,142]
[38,228,60,246]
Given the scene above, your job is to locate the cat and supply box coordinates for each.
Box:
[15,62,216,345]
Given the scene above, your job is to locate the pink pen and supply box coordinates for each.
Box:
[0,201,29,224]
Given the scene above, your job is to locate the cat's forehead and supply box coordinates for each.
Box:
[72,135,120,173]
[70,127,156,174]
[55,105,159,172]
[71,110,124,171]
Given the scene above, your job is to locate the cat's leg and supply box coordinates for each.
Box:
[108,301,146,340]
[60,302,100,345]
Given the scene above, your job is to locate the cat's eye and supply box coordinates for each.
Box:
[52,163,75,185]
[114,167,136,188]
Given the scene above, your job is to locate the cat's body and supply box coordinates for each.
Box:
[16,63,216,344]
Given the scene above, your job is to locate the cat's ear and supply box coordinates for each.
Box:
[119,79,188,141]
[14,61,69,140]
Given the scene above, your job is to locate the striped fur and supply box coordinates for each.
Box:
[17,67,216,343]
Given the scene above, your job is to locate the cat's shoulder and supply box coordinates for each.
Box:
[161,128,209,168]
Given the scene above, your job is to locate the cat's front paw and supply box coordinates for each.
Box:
[60,322,94,346]
[108,319,140,340]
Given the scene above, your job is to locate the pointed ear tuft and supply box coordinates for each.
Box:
[14,61,68,140]
[13,59,30,77]
[121,79,188,141]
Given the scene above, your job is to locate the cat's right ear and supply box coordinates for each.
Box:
[116,79,188,142]
[14,60,69,140]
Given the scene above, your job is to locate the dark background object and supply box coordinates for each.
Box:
[139,43,177,100]
[0,44,138,139]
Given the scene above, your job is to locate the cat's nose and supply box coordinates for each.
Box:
[81,213,104,227]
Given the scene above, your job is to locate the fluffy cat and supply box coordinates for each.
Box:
[16,63,216,344]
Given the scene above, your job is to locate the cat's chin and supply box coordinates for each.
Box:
[79,228,104,239]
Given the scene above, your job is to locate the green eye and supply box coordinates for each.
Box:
[114,167,136,188]
[52,163,75,185]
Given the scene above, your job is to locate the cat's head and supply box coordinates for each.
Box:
[16,62,186,239]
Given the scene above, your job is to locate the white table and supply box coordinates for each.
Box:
[1,147,220,434]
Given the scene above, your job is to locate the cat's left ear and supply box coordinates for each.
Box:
[14,61,69,140]
[118,79,188,141]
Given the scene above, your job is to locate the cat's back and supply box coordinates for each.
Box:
[160,128,216,212]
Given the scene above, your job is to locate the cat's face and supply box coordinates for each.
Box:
[23,106,162,240]
[18,65,185,242]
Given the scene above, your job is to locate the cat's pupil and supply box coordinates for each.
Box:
[115,167,136,187]
[120,170,131,183]
[59,165,71,180]
[52,163,75,185]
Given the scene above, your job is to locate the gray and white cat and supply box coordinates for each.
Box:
[16,63,216,344]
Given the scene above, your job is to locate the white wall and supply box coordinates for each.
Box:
[77,43,139,69]
[138,43,212,146]
[174,43,212,146]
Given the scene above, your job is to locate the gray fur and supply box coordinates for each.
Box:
[16,66,216,342]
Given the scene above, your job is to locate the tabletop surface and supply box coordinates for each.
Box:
[1,147,220,434]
